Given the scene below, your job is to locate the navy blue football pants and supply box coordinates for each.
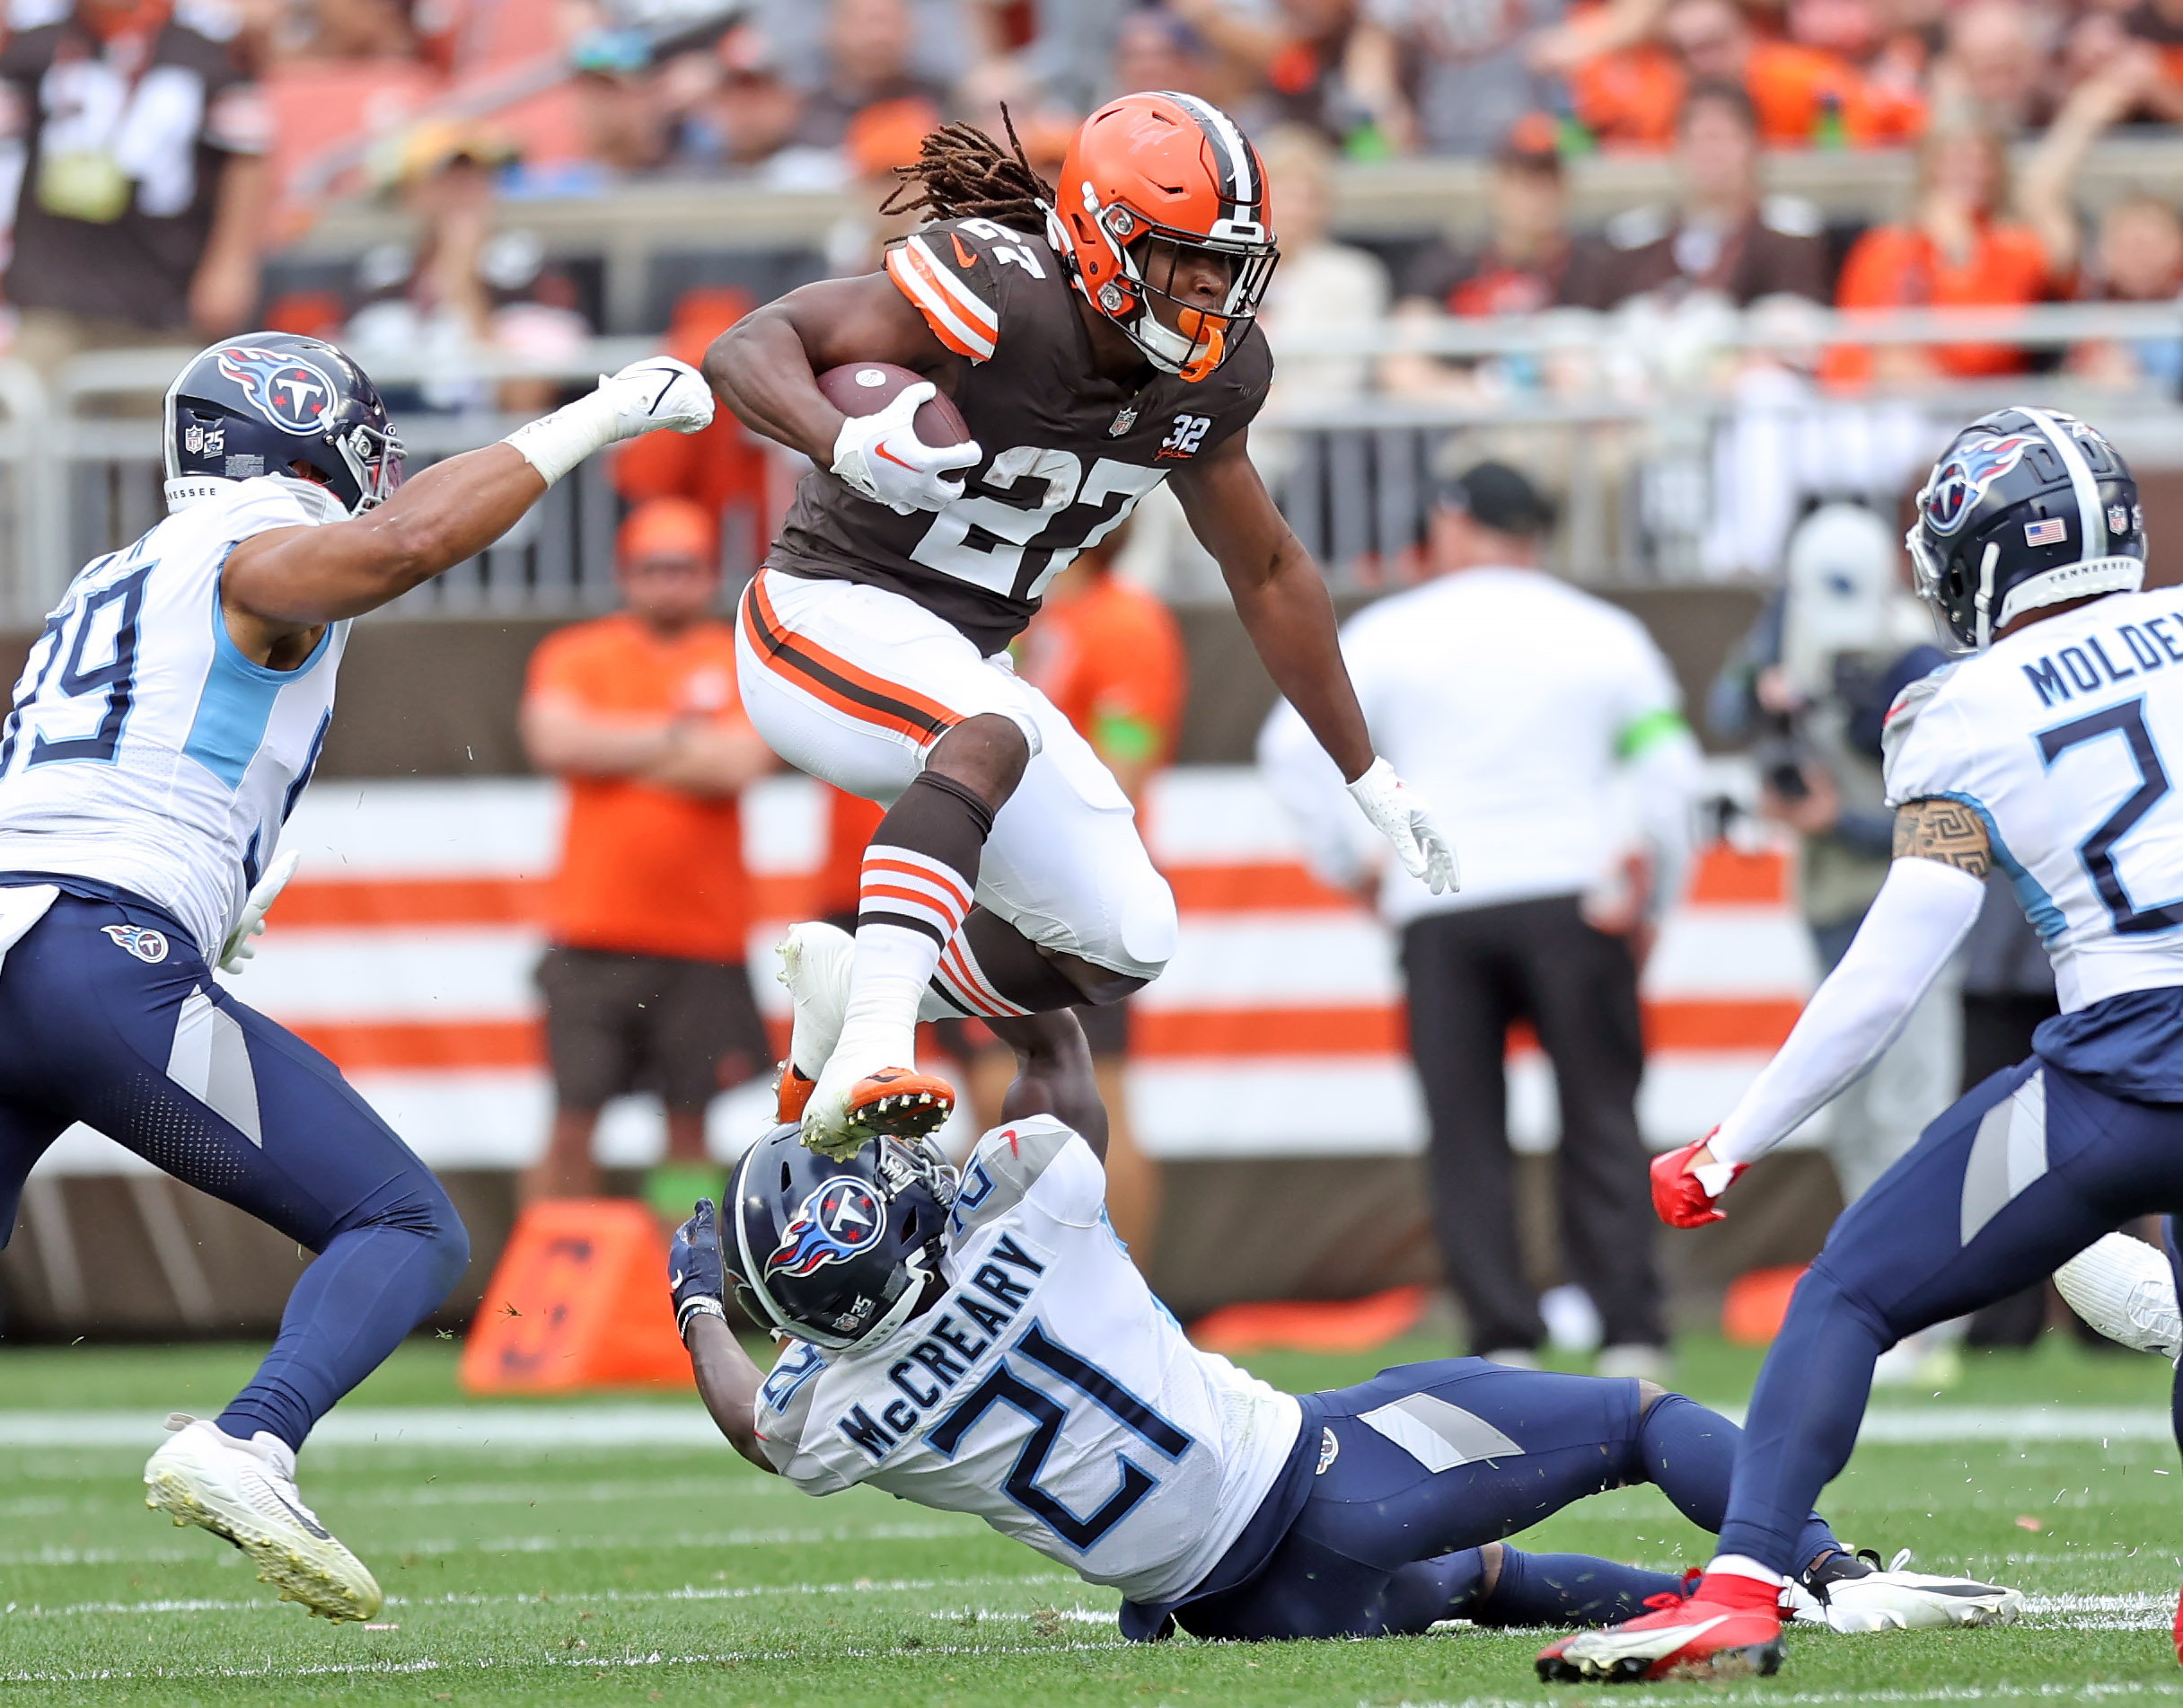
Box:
[1718,1055,2183,1573]
[1176,1360,1842,1639]
[0,886,469,1449]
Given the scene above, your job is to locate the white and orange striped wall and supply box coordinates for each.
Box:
[27,766,1834,1180]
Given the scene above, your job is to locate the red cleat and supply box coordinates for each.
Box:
[1538,1572,1785,1684]
[2171,1576,2182,1666]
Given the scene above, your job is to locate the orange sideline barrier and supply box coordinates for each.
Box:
[459,1200,691,1392]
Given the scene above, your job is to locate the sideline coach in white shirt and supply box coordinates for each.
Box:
[1260,463,1702,1369]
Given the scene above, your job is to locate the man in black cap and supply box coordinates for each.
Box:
[1260,462,1700,1374]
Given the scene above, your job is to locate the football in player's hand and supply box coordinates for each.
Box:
[814,363,971,446]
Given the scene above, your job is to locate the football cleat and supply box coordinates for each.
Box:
[1539,1573,1784,1684]
[145,1414,381,1622]
[803,1066,956,1161]
[1787,1548,2023,1633]
[775,922,855,1125]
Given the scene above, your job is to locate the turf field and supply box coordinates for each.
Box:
[2,1334,2179,1705]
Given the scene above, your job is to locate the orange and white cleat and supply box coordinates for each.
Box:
[802,1065,955,1161]
[1538,1573,1784,1684]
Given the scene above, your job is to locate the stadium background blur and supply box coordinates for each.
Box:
[1,0,2179,1360]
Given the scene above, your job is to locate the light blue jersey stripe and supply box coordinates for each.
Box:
[180,581,333,791]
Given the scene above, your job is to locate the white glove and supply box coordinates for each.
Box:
[220,849,300,973]
[595,356,716,441]
[1346,757,1459,894]
[504,356,715,487]
[831,381,981,515]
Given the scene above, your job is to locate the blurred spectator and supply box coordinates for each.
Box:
[1928,0,2056,135]
[520,497,778,1216]
[0,0,272,374]
[653,22,806,175]
[1709,506,1953,1204]
[1708,506,1959,1380]
[290,0,418,61]
[1253,125,1389,407]
[1563,84,1830,308]
[341,124,589,413]
[1167,0,1380,150]
[1380,119,1579,401]
[1111,7,1219,100]
[1260,462,1698,1373]
[2020,51,2183,387]
[1346,0,1562,156]
[1826,118,2064,385]
[1657,0,1924,145]
[772,0,957,168]
[754,0,981,98]
[2074,194,2183,387]
[1017,531,1187,1262]
[2124,0,2183,91]
[821,97,939,276]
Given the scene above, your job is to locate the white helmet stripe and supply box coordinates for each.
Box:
[1158,89,1255,214]
[2022,406,2108,559]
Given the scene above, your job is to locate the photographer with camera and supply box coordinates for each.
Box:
[1710,506,1955,1378]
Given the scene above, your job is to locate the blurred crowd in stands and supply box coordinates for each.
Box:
[1,0,2180,383]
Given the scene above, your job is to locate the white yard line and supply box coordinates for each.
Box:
[1,1404,2179,1452]
[1,1572,1086,1622]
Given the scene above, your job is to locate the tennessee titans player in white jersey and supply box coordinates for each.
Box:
[1545,407,2183,1683]
[0,331,714,1622]
[661,922,2018,1643]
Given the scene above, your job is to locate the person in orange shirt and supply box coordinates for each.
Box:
[1826,119,2064,387]
[1571,0,1923,149]
[519,497,777,1215]
[1011,536,1187,1261]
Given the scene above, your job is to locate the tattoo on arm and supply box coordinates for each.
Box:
[1892,797,1993,878]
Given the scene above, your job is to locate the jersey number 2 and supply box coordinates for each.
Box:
[925,1321,1191,1551]
[2039,696,2183,934]
[3,566,150,773]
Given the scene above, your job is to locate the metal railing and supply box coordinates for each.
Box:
[4,302,2181,624]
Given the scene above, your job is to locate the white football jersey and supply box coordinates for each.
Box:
[0,476,348,957]
[1885,586,2183,1010]
[753,1117,1303,1607]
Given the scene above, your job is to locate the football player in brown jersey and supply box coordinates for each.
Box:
[705,92,1457,1158]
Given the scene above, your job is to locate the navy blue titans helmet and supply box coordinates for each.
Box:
[1907,406,2145,650]
[725,1124,958,1351]
[163,332,403,516]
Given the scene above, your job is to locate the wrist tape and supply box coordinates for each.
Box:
[503,387,619,487]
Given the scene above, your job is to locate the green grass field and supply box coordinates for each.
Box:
[3,1334,2180,1706]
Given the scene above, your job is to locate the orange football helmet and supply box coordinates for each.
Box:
[1048,92,1279,383]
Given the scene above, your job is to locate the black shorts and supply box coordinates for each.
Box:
[538,947,769,1112]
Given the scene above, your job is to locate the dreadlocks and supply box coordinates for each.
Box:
[882,108,1055,237]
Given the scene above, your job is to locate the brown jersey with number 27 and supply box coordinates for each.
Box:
[769,216,1274,656]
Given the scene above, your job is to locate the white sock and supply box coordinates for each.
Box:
[832,845,974,1073]
[1707,1554,1785,1588]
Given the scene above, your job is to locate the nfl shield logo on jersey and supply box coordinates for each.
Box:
[216,345,339,435]
[100,923,169,964]
[766,1177,887,1280]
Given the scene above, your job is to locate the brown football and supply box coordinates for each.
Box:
[814,362,972,446]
